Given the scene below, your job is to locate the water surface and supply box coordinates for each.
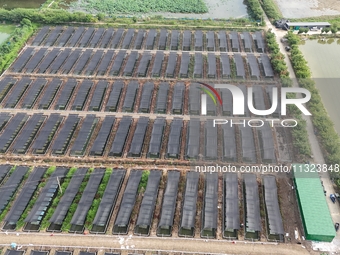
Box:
[299,39,340,134]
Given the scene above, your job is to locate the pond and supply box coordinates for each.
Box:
[274,0,340,18]
[0,0,46,9]
[0,25,15,44]
[299,39,340,134]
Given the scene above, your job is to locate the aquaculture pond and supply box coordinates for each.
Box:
[299,39,340,134]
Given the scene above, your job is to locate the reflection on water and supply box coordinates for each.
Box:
[299,39,340,134]
[327,38,335,44]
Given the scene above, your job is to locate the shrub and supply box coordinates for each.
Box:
[322,27,330,33]
[245,0,263,21]
[138,170,150,192]
[260,0,282,21]
[0,8,94,23]
[0,20,35,75]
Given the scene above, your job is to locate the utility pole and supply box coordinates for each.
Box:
[57,176,62,194]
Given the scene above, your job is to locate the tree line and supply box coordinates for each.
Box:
[0,8,95,24]
[286,31,340,187]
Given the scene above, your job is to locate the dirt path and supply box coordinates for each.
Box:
[0,232,310,255]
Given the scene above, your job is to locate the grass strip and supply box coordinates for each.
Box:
[84,168,112,229]
[16,166,56,229]
[40,167,77,230]
[61,168,92,232]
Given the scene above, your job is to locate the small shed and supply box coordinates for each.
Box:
[284,22,330,30]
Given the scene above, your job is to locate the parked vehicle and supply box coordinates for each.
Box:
[335,223,339,232]
[330,194,336,203]
[285,46,291,51]
[335,193,340,202]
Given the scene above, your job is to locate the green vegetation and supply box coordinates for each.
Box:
[16,166,56,229]
[70,0,208,15]
[260,0,281,22]
[245,0,263,21]
[291,15,340,28]
[298,28,309,34]
[40,167,77,230]
[0,19,35,75]
[266,30,311,158]
[61,168,92,232]
[85,168,112,229]
[265,30,289,79]
[138,170,150,192]
[0,24,16,34]
[0,8,95,23]
[286,32,340,187]
[0,7,260,30]
[100,17,258,30]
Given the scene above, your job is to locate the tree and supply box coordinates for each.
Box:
[96,13,105,21]
[20,18,31,27]
[322,27,330,33]
[331,25,338,34]
[286,31,299,45]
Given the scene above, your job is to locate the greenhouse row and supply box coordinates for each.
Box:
[10,47,274,79]
[31,26,265,53]
[0,168,283,241]
[0,112,278,162]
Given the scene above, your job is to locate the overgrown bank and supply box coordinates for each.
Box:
[285,31,340,188]
[260,0,281,22]
[265,30,311,158]
[0,18,35,74]
[69,0,208,15]
[0,8,95,23]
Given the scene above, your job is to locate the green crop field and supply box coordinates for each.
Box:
[70,0,208,15]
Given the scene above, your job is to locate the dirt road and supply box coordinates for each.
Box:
[0,232,310,255]
[263,12,340,253]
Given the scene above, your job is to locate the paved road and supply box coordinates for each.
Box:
[263,14,340,253]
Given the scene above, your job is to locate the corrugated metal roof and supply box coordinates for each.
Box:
[293,164,335,242]
[286,22,330,26]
